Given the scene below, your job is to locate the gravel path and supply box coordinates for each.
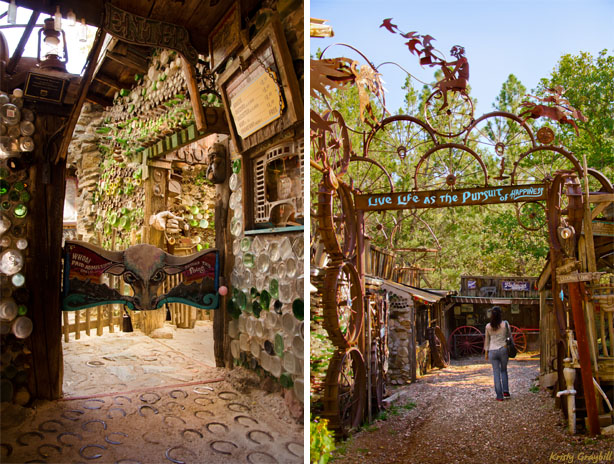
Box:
[332,355,613,464]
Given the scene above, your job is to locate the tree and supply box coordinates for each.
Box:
[535,49,614,176]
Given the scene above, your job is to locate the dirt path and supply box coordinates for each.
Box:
[333,356,613,464]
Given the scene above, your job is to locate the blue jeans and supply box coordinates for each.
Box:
[490,346,509,399]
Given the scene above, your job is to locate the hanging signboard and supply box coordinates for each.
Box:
[501,281,531,292]
[556,272,603,284]
[102,3,198,64]
[62,241,220,311]
[354,184,547,211]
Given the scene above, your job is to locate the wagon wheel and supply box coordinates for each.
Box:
[321,347,367,436]
[448,325,484,357]
[511,146,582,185]
[515,201,546,231]
[435,326,450,367]
[464,112,536,183]
[363,115,437,163]
[424,90,474,138]
[414,144,488,190]
[509,325,527,353]
[586,168,614,220]
[317,181,356,261]
[315,110,351,177]
[321,261,364,348]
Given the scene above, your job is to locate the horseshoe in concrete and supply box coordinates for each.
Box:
[114,395,132,405]
[205,422,229,434]
[181,429,203,439]
[17,431,44,446]
[61,409,85,421]
[57,432,83,447]
[246,430,274,445]
[194,397,214,407]
[37,444,62,458]
[139,392,161,404]
[164,401,185,411]
[82,420,107,432]
[246,451,279,464]
[105,432,128,445]
[163,415,186,426]
[79,444,106,460]
[217,391,238,400]
[38,419,63,433]
[194,410,214,419]
[138,405,158,417]
[107,407,127,419]
[165,446,196,464]
[83,399,105,410]
[142,431,160,444]
[285,442,303,458]
[193,385,214,394]
[115,460,142,464]
[169,389,188,399]
[209,440,237,456]
[226,402,250,413]
[233,415,259,427]
[0,443,12,457]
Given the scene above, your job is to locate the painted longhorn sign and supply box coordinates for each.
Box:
[62,241,220,311]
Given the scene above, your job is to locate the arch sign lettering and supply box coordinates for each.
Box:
[354,184,547,211]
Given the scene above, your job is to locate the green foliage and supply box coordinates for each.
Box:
[402,400,417,410]
[311,416,336,464]
[529,383,539,393]
[535,49,614,177]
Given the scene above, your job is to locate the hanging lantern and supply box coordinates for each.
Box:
[37,18,68,71]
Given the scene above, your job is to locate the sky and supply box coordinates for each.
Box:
[311,0,614,116]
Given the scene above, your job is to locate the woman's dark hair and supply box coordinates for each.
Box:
[490,306,502,330]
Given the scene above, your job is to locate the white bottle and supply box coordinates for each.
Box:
[0,297,18,321]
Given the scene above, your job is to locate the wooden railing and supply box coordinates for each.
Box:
[366,245,396,281]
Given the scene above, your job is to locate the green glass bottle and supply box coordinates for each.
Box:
[0,179,8,196]
[13,204,27,218]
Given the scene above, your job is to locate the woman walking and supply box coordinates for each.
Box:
[484,306,510,401]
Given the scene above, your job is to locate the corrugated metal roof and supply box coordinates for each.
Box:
[451,296,540,304]
[380,280,447,304]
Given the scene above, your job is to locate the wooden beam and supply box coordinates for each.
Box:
[93,73,122,90]
[56,28,106,163]
[393,248,440,253]
[591,222,614,237]
[180,55,206,132]
[591,202,611,220]
[106,50,147,71]
[6,10,40,75]
[589,193,614,203]
[85,93,112,108]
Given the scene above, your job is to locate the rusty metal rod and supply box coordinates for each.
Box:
[568,281,600,436]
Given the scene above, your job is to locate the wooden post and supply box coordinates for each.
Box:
[23,109,71,399]
[180,56,206,132]
[214,150,231,367]
[75,310,80,340]
[97,307,103,336]
[141,167,168,334]
[63,312,69,343]
[6,10,40,74]
[85,308,91,336]
[568,282,600,436]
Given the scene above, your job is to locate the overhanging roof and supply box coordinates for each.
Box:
[451,296,540,305]
[380,280,448,304]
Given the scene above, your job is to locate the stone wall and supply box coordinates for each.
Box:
[66,102,104,243]
[387,294,414,384]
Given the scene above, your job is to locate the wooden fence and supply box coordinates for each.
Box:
[62,274,211,342]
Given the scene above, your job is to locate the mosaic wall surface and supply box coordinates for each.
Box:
[1,89,34,405]
[388,295,414,384]
[226,159,304,404]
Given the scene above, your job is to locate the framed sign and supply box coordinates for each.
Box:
[24,72,67,103]
[218,14,302,153]
[461,304,473,313]
[502,280,531,292]
[209,2,241,72]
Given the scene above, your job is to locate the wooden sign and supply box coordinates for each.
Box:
[354,184,547,211]
[24,72,67,103]
[102,3,198,64]
[209,2,241,72]
[218,15,302,153]
[556,272,603,284]
[62,241,220,311]
[556,260,580,275]
[502,281,531,291]
[230,69,283,138]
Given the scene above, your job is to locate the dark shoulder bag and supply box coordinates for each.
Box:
[505,321,517,358]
